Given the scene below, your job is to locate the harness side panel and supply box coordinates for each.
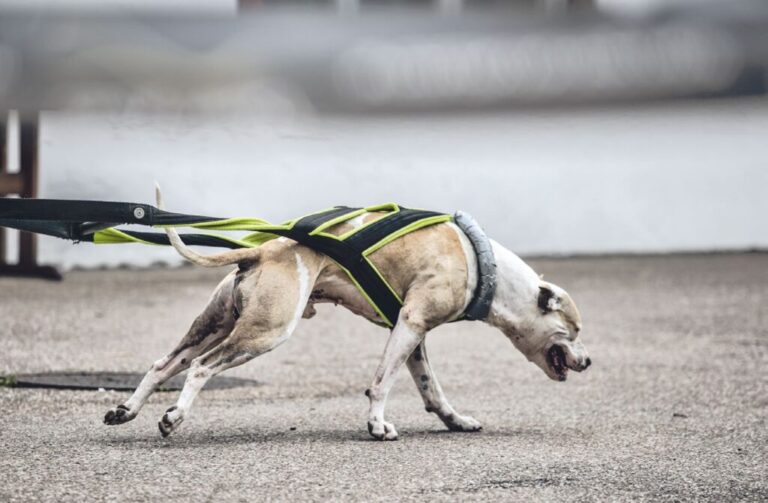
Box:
[277,206,451,327]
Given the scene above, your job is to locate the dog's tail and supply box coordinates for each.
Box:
[155,183,261,267]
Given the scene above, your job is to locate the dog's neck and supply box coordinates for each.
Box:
[485,240,540,335]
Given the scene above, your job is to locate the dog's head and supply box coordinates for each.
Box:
[506,281,590,382]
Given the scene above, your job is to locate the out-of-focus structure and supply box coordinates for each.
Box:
[0,112,59,278]
[0,0,767,272]
[1,3,765,113]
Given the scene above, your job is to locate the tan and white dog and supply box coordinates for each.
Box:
[104,190,590,440]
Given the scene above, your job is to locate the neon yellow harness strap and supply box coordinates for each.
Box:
[92,203,452,327]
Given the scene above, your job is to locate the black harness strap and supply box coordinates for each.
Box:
[88,230,245,249]
[0,198,488,328]
[267,206,445,327]
[0,198,225,242]
[289,206,356,232]
[343,207,446,251]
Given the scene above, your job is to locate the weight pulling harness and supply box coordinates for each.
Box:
[0,199,497,328]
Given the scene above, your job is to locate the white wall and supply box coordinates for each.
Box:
[9,97,765,269]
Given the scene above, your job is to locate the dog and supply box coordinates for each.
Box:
[104,189,590,440]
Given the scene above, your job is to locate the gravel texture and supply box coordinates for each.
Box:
[0,254,766,502]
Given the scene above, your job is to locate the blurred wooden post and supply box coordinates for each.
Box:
[0,111,61,280]
[0,113,6,263]
[18,113,38,268]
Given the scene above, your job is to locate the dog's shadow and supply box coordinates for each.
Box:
[96,426,543,450]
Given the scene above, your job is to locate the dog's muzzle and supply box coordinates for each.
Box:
[546,343,591,382]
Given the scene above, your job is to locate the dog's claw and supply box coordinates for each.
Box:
[103,405,135,425]
[158,418,172,438]
[158,407,183,438]
[445,414,483,432]
[367,419,398,441]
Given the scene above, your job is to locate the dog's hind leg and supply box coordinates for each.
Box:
[406,341,482,432]
[104,272,238,426]
[157,251,315,437]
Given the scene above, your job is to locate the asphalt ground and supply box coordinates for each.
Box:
[0,254,766,502]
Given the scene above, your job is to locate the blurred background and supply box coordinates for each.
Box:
[2,4,767,501]
[0,0,766,269]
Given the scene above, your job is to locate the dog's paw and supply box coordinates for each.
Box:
[367,419,398,441]
[158,406,184,438]
[444,414,483,432]
[103,405,136,425]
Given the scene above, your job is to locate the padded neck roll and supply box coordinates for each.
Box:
[454,210,497,321]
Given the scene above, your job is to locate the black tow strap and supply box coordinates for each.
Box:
[0,198,457,327]
[0,198,225,243]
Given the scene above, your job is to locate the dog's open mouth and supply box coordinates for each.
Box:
[547,344,568,381]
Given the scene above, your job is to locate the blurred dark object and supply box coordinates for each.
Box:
[0,112,61,280]
[0,3,766,114]
[0,371,260,391]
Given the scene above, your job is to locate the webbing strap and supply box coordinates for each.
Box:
[266,205,450,327]
[90,229,246,249]
[290,206,356,232]
[0,198,453,328]
[0,198,222,227]
[344,208,446,252]
[0,198,228,245]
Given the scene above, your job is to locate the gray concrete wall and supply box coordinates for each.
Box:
[5,98,767,269]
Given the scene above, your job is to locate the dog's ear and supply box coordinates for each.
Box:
[538,285,561,313]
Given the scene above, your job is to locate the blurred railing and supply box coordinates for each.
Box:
[0,3,765,115]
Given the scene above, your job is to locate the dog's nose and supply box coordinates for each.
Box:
[583,357,592,369]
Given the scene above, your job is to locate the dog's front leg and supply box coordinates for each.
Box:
[366,312,425,441]
[407,342,482,432]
